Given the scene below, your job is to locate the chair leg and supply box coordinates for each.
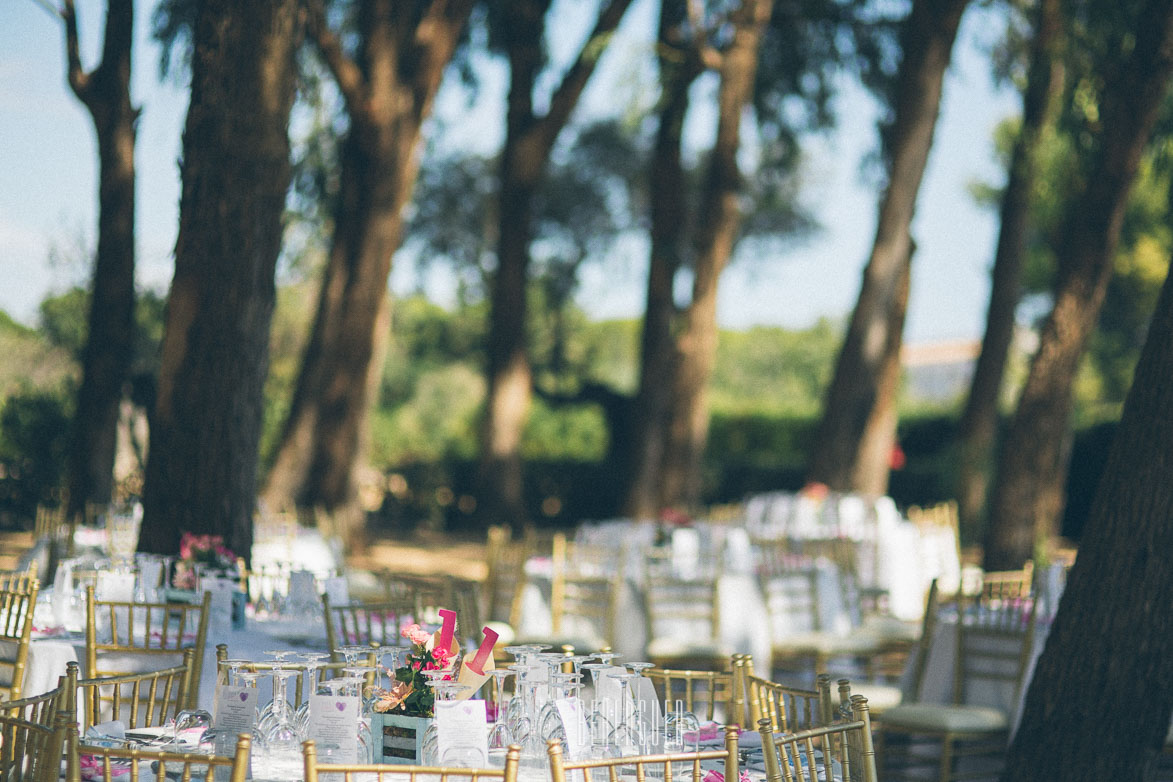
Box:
[939,732,955,782]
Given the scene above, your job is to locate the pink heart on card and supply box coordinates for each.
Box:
[239,692,248,702]
[336,702,346,711]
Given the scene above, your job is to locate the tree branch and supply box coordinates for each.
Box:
[304,0,365,117]
[533,0,636,157]
[62,0,92,104]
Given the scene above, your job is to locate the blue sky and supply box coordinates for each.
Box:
[0,0,1019,345]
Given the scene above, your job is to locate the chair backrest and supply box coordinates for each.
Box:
[550,537,623,650]
[547,726,741,782]
[67,728,252,782]
[644,666,737,724]
[978,561,1035,604]
[0,564,39,594]
[0,578,40,702]
[323,594,413,658]
[1,663,75,747]
[758,564,825,638]
[76,650,193,732]
[484,526,529,628]
[757,697,878,782]
[642,552,721,644]
[904,578,942,701]
[952,591,1039,711]
[740,668,828,733]
[1,708,72,782]
[85,586,210,709]
[303,739,520,782]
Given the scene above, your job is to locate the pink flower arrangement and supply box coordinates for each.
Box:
[173,532,237,589]
[370,622,458,717]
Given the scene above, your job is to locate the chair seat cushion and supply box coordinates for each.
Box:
[881,703,1009,733]
[857,615,922,644]
[772,632,882,657]
[846,682,903,714]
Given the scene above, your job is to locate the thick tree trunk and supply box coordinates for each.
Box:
[478,0,635,527]
[63,0,137,520]
[623,0,700,520]
[139,0,300,559]
[1000,198,1173,782]
[956,0,1063,535]
[263,0,474,544]
[658,0,774,510]
[983,0,1173,570]
[806,0,970,493]
[850,249,910,495]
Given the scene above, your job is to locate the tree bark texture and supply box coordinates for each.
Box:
[658,0,775,510]
[478,0,635,528]
[140,0,301,559]
[805,0,970,494]
[1000,207,1173,782]
[623,0,703,520]
[956,0,1063,538]
[262,0,475,541]
[983,0,1173,570]
[63,0,137,520]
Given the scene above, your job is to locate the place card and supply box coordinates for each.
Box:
[435,698,488,767]
[308,693,361,763]
[213,685,257,757]
[555,698,590,759]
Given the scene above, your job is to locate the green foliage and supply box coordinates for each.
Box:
[39,287,90,359]
[708,319,842,415]
[0,388,72,513]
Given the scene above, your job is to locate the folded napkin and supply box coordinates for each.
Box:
[685,722,723,743]
[702,771,753,782]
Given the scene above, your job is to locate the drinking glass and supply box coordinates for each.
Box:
[487,668,516,754]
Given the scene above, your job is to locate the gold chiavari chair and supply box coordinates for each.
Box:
[67,728,252,782]
[75,653,193,733]
[976,561,1035,603]
[642,550,730,671]
[739,666,831,733]
[757,697,879,782]
[85,586,211,709]
[0,666,74,782]
[876,588,1039,782]
[0,577,40,702]
[303,740,521,782]
[1,709,72,782]
[758,563,882,680]
[547,726,742,782]
[643,664,739,725]
[323,594,414,660]
[484,525,529,633]
[527,533,624,656]
[0,562,39,594]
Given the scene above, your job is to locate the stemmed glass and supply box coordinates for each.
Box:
[487,668,516,756]
[294,651,330,734]
[605,671,646,756]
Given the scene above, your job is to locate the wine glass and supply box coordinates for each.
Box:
[605,672,646,756]
[487,668,516,756]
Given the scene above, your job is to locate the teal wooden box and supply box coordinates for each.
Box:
[370,712,432,764]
